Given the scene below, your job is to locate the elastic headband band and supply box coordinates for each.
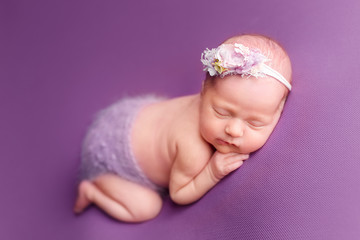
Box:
[201,43,292,91]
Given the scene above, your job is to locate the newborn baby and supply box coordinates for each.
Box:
[74,34,292,222]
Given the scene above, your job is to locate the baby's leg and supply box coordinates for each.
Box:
[74,174,162,222]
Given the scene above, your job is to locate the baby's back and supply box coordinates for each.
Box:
[131,94,212,188]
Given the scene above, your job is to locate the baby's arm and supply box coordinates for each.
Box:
[169,149,249,205]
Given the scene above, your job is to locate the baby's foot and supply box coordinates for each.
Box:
[73,181,93,214]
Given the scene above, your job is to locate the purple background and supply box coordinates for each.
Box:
[2,0,360,239]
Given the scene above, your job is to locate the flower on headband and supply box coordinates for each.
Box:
[201,43,292,91]
[201,43,269,78]
[201,48,217,76]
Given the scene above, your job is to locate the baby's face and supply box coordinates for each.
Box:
[199,75,287,154]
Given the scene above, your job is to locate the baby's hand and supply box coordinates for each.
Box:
[209,151,249,182]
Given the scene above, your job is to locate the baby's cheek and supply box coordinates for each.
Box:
[246,131,270,152]
[202,119,220,139]
[204,120,216,136]
[199,119,213,139]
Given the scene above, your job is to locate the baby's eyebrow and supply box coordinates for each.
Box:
[213,105,230,111]
[212,100,236,110]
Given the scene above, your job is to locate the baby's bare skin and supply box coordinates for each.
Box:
[74,34,292,222]
[131,94,209,189]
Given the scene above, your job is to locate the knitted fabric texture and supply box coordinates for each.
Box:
[80,95,165,192]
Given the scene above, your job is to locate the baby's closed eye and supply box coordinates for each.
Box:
[247,120,266,128]
[212,106,231,118]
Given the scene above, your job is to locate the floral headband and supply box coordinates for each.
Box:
[201,43,292,91]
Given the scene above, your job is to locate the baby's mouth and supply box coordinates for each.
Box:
[216,139,229,145]
[216,138,239,148]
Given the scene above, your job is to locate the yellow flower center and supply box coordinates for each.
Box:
[213,59,227,74]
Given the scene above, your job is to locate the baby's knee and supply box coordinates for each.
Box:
[131,192,163,222]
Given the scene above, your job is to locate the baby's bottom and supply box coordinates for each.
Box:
[74,174,162,222]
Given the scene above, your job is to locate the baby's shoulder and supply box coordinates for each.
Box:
[173,133,212,174]
[165,94,212,163]
[173,112,213,163]
[168,96,204,145]
[177,134,212,157]
[165,95,201,137]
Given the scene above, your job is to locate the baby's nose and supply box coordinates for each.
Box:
[225,119,244,137]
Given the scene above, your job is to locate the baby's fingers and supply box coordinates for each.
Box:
[226,153,249,161]
[225,160,244,174]
[210,152,249,180]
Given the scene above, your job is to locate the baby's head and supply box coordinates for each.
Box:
[199,34,292,154]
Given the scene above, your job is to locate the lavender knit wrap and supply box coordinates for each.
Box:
[80,95,165,193]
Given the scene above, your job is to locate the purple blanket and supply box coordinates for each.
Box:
[2,0,360,239]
